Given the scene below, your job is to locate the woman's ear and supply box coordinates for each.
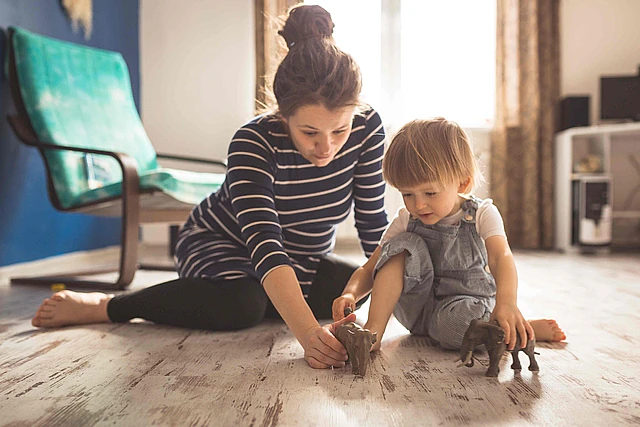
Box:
[458,177,472,193]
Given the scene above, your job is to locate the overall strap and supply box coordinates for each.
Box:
[460,196,482,224]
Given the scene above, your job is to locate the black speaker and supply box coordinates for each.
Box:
[559,96,590,131]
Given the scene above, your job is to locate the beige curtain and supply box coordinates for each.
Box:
[254,0,301,113]
[491,0,560,249]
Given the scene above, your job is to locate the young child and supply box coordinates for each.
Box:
[332,117,565,351]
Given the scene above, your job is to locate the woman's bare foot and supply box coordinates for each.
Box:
[31,290,114,328]
[529,319,566,342]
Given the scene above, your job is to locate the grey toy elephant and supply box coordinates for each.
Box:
[459,319,539,377]
[335,322,377,376]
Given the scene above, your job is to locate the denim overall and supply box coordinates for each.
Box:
[375,197,496,349]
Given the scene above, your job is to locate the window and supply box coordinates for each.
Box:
[307,0,496,129]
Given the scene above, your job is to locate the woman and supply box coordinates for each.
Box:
[31,5,388,370]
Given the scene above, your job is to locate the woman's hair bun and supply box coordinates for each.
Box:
[278,5,335,48]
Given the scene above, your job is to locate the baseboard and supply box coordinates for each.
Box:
[0,246,120,286]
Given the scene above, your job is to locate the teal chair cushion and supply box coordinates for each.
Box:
[10,27,222,209]
[75,168,226,206]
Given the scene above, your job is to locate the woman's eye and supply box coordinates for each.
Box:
[333,129,346,135]
[303,131,317,136]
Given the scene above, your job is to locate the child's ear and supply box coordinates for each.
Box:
[458,177,472,193]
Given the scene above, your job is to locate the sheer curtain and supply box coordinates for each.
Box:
[305,1,497,235]
[306,0,496,130]
[492,0,559,249]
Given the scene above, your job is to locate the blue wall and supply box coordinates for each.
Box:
[0,0,140,267]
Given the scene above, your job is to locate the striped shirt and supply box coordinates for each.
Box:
[175,108,388,296]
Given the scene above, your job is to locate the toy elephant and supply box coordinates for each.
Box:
[459,319,539,377]
[335,322,377,376]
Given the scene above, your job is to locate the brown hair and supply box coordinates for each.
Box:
[271,5,362,118]
[383,117,482,194]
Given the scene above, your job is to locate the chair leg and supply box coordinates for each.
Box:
[115,183,140,287]
[169,225,179,257]
[11,217,138,291]
[139,263,176,272]
[10,267,128,290]
[11,162,142,291]
[137,225,178,272]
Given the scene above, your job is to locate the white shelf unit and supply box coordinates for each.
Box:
[555,122,640,252]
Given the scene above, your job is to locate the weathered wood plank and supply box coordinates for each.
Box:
[1,250,639,426]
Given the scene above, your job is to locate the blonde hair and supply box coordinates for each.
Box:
[383,117,482,194]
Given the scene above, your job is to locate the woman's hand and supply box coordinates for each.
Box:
[332,293,356,321]
[490,303,534,351]
[303,313,356,369]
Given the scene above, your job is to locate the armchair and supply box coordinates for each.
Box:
[5,27,226,290]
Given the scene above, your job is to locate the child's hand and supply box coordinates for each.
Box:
[490,303,534,351]
[332,293,356,321]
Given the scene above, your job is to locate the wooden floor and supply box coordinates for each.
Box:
[1,248,639,426]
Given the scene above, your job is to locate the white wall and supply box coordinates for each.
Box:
[561,0,640,125]
[140,0,255,244]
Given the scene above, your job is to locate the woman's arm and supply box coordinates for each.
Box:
[332,245,382,320]
[263,265,354,368]
[351,109,388,257]
[485,235,534,350]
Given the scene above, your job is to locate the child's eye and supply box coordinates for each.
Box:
[303,131,317,136]
[402,193,413,198]
[333,129,346,135]
[425,192,437,196]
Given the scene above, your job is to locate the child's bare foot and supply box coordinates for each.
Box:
[31,290,114,328]
[529,319,566,342]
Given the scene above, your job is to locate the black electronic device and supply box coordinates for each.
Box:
[571,175,612,247]
[559,96,590,131]
[600,67,640,122]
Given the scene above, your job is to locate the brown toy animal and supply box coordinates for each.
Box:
[459,319,539,377]
[335,322,377,376]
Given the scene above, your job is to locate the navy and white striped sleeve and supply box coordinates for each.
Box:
[353,110,388,257]
[226,123,292,283]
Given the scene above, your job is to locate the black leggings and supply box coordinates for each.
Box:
[107,254,367,330]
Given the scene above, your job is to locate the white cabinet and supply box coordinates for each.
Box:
[555,122,640,252]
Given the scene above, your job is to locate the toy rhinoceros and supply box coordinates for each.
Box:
[335,322,377,376]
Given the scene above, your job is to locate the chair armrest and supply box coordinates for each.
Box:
[156,153,227,170]
[17,136,140,203]
[22,138,137,170]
